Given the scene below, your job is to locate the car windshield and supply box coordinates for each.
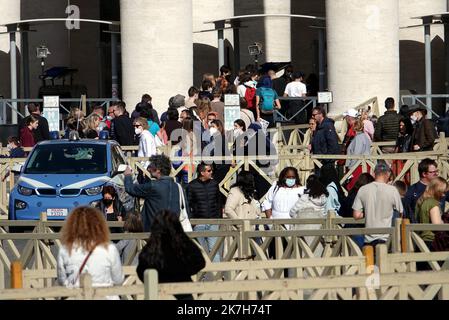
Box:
[24,144,107,174]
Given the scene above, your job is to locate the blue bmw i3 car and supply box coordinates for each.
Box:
[9,139,129,220]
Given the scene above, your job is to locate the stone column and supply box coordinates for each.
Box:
[120,0,193,114]
[0,0,20,111]
[264,0,291,62]
[326,0,400,116]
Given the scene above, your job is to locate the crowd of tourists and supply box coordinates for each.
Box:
[3,64,449,299]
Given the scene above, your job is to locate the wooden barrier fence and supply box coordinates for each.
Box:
[1,127,449,215]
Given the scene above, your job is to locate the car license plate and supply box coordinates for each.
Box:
[47,208,68,217]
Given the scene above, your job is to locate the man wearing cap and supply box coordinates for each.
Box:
[160,94,186,123]
[283,71,307,124]
[374,98,403,153]
[353,162,403,247]
[408,104,437,151]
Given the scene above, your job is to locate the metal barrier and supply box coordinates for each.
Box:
[0,98,120,125]
[401,94,449,118]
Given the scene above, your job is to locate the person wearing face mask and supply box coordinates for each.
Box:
[1,136,25,158]
[408,104,437,152]
[204,120,231,186]
[95,186,127,235]
[206,112,217,129]
[134,117,157,158]
[262,167,305,222]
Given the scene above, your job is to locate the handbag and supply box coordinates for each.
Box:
[177,183,193,232]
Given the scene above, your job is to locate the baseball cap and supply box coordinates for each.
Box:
[343,108,359,118]
[169,94,186,108]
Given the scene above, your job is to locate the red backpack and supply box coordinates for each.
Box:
[244,86,257,110]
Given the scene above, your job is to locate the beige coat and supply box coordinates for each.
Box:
[224,187,260,220]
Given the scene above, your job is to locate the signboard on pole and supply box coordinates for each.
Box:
[318,91,333,104]
[43,96,60,132]
[224,94,241,132]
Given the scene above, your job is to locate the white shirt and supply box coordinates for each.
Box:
[284,81,307,97]
[57,244,124,291]
[138,130,157,157]
[262,183,305,219]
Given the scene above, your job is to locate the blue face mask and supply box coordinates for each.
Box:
[285,178,296,188]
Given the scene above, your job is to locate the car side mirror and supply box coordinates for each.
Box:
[112,164,128,177]
[11,163,23,174]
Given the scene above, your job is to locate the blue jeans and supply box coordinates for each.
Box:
[193,224,220,262]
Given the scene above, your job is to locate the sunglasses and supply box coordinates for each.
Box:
[134,124,142,127]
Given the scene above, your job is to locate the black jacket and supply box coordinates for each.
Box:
[374,110,402,142]
[311,118,340,155]
[18,114,50,143]
[187,178,222,219]
[136,235,205,300]
[112,115,135,146]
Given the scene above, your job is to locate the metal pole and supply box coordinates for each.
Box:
[424,23,432,119]
[9,28,18,124]
[444,11,449,111]
[21,27,30,100]
[232,22,241,73]
[318,28,326,92]
[111,32,119,99]
[216,21,225,72]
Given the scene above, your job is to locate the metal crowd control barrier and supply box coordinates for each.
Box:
[400,94,449,119]
[275,96,317,123]
[0,98,120,125]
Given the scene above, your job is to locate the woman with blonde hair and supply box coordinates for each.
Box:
[57,207,124,299]
[134,117,157,158]
[84,113,101,139]
[415,177,448,250]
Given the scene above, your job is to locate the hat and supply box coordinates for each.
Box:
[169,94,186,108]
[407,104,427,115]
[343,108,359,118]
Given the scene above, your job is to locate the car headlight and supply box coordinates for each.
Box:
[18,185,33,196]
[85,185,103,196]
[15,200,27,210]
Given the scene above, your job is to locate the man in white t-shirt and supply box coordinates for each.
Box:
[352,162,403,246]
[283,72,307,124]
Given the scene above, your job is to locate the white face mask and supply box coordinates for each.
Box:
[234,128,242,136]
[135,128,143,135]
[209,127,218,136]
[6,143,13,150]
[106,116,113,121]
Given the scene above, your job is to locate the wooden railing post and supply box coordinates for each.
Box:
[144,269,159,300]
[376,244,389,273]
[363,246,374,274]
[242,220,251,259]
[11,261,23,289]
[80,273,93,300]
[401,218,410,253]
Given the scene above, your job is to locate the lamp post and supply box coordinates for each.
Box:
[248,42,263,70]
[36,45,51,87]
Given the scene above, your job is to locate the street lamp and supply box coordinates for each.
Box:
[36,45,51,86]
[248,42,263,69]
